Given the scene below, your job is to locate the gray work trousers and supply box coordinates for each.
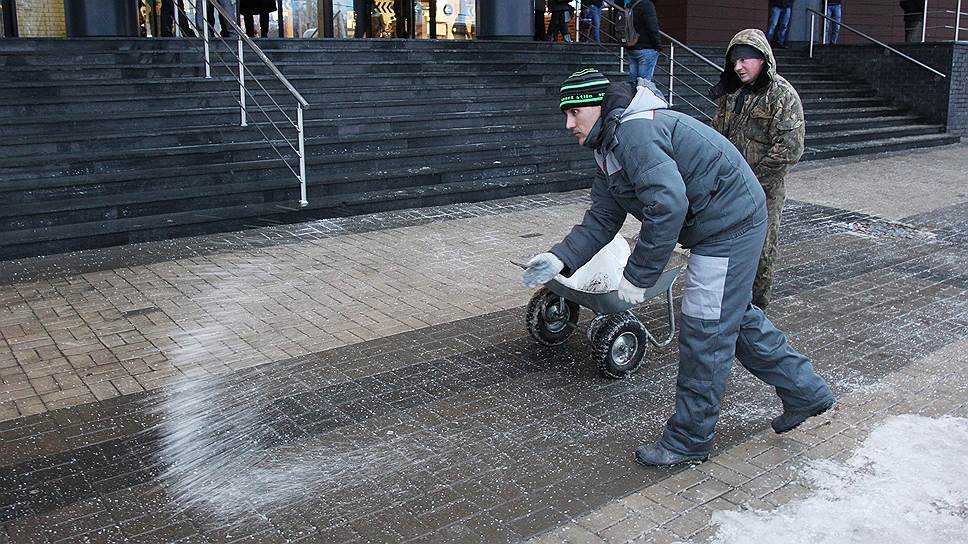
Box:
[660,215,833,456]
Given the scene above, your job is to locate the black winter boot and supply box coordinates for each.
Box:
[634,443,708,466]
[772,398,835,434]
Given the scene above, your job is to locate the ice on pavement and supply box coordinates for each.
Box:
[710,414,968,544]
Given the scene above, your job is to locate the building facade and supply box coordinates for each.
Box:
[1,0,964,43]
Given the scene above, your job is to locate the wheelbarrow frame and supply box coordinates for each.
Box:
[514,259,680,378]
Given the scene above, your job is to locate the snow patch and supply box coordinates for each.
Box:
[711,414,968,544]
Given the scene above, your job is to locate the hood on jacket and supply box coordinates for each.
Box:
[584,79,668,151]
[710,29,777,99]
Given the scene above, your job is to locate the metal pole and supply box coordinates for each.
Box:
[956,0,962,41]
[922,0,928,42]
[822,0,829,44]
[239,35,247,127]
[298,104,308,207]
[809,12,815,58]
[574,0,581,42]
[620,46,625,72]
[202,0,211,78]
[668,43,674,107]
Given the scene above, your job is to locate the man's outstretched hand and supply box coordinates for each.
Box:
[521,253,564,288]
[618,276,647,304]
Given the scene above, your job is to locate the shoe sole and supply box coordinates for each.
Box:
[773,401,834,434]
[633,452,708,467]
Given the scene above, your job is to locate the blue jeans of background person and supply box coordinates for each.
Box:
[586,5,601,43]
[659,215,834,456]
[628,48,659,82]
[766,6,792,45]
[824,4,842,44]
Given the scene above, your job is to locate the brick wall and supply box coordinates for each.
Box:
[949,44,968,136]
[815,43,967,136]
[16,0,65,37]
[827,0,961,44]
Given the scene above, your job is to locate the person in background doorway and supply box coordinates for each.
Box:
[161,0,195,37]
[899,0,922,42]
[395,0,413,38]
[627,0,661,82]
[195,0,236,38]
[765,0,792,48]
[535,0,548,41]
[354,0,373,37]
[582,0,603,43]
[547,0,575,42]
[240,0,275,37]
[824,0,842,44]
[711,29,805,310]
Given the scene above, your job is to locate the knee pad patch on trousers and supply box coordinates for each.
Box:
[682,254,729,321]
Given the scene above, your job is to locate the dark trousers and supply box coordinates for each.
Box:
[205,3,233,37]
[354,0,372,37]
[547,11,570,41]
[660,215,833,456]
[244,13,270,37]
[394,0,412,38]
[160,0,195,37]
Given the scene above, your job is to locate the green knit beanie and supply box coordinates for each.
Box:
[559,68,610,111]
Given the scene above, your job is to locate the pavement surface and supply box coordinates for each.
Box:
[1,143,967,543]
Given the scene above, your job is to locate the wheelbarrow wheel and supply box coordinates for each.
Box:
[592,312,649,379]
[526,288,580,346]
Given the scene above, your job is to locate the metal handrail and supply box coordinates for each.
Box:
[579,7,722,121]
[177,0,310,206]
[204,1,309,107]
[658,30,723,73]
[806,7,947,78]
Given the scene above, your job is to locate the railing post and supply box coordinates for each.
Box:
[297,104,308,207]
[238,34,247,127]
[822,0,829,44]
[201,0,211,78]
[809,11,815,58]
[956,0,962,41]
[922,0,928,42]
[574,0,581,43]
[668,43,674,107]
[620,46,625,73]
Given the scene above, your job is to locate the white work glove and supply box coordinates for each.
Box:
[521,253,564,288]
[618,276,647,304]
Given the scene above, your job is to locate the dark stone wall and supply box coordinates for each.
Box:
[948,44,968,136]
[814,43,968,135]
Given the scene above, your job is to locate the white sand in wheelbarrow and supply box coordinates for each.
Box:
[710,414,968,544]
[555,234,631,293]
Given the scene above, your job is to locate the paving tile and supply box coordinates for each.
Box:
[678,477,734,505]
[662,505,714,540]
[575,502,634,533]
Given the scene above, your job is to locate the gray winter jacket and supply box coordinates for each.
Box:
[551,80,767,289]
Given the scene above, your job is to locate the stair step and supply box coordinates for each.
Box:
[0,167,595,260]
[804,133,960,161]
[0,139,583,201]
[807,124,945,145]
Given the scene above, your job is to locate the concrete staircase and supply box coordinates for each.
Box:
[0,39,958,260]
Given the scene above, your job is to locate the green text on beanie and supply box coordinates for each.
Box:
[559,68,610,110]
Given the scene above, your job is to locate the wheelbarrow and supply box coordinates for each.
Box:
[514,234,679,379]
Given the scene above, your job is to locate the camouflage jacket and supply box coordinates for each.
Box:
[711,29,805,191]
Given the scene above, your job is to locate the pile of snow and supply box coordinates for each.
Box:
[711,414,968,544]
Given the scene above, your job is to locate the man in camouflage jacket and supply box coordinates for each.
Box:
[711,29,805,309]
